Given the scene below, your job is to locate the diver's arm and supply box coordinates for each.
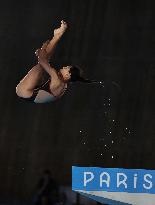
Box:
[37,48,59,80]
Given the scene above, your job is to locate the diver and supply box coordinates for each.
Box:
[16,20,92,103]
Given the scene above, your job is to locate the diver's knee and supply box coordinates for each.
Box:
[16,83,22,96]
[16,83,32,98]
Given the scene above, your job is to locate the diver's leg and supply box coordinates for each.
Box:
[16,64,44,98]
[46,20,67,59]
[35,37,60,62]
[45,36,60,59]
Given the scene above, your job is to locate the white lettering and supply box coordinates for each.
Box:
[84,172,94,187]
[117,173,127,188]
[143,174,152,189]
[100,172,110,188]
[134,174,138,189]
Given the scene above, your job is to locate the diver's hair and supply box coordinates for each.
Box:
[69,66,94,83]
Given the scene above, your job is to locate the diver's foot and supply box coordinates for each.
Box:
[54,20,68,39]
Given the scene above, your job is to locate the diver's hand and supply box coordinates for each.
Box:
[54,20,68,39]
[37,48,48,64]
[35,41,49,63]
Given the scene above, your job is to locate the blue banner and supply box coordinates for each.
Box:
[72,166,155,194]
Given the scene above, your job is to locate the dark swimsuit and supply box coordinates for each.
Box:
[20,78,67,103]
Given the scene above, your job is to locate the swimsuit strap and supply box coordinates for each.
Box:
[39,79,51,90]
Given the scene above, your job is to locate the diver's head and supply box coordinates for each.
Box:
[59,65,94,83]
[59,65,83,82]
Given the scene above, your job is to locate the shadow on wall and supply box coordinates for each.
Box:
[31,169,99,204]
[0,169,107,205]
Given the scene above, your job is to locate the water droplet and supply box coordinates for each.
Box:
[112,156,114,159]
[112,140,114,144]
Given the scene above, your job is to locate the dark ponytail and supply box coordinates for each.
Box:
[76,76,101,84]
[69,66,103,85]
[69,66,120,90]
[69,66,101,84]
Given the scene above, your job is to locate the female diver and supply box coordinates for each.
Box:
[16,20,91,104]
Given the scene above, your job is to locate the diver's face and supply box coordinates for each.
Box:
[60,66,72,81]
